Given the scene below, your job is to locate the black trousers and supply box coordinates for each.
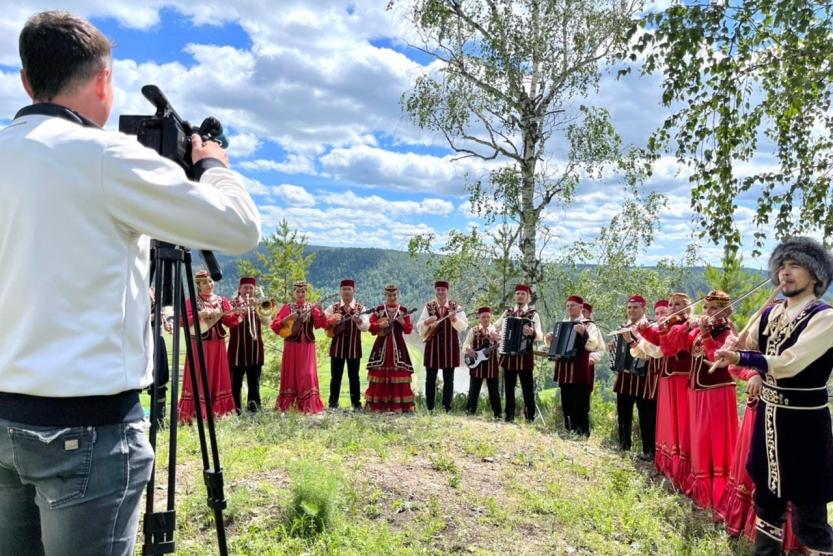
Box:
[754,486,833,554]
[330,358,361,408]
[616,394,656,454]
[231,364,262,412]
[426,367,455,411]
[466,377,502,418]
[561,383,592,437]
[504,369,535,422]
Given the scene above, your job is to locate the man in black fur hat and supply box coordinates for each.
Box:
[714,236,833,556]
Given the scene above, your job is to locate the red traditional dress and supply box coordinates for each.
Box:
[660,322,738,510]
[270,303,326,413]
[640,324,694,492]
[365,305,416,413]
[178,293,238,423]
[716,367,803,551]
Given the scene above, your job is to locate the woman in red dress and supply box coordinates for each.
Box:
[636,293,695,493]
[178,270,239,423]
[365,284,416,413]
[658,291,739,511]
[270,281,326,414]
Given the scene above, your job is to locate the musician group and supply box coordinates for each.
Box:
[170,236,833,555]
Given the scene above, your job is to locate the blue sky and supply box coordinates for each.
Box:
[0,1,782,271]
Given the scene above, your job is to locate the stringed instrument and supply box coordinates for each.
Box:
[276,294,338,339]
[464,344,498,368]
[325,306,374,338]
[420,307,465,342]
[377,307,417,336]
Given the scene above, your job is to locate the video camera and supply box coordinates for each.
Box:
[119,85,228,179]
[120,84,226,283]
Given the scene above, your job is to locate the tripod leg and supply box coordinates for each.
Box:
[181,253,229,556]
[143,252,180,555]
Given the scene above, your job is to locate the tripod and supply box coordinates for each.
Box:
[142,241,229,555]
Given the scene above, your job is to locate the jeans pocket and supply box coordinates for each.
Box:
[9,425,96,509]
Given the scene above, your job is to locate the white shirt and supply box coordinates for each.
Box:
[0,112,261,396]
[324,299,371,331]
[745,297,833,379]
[416,299,469,337]
[493,305,544,342]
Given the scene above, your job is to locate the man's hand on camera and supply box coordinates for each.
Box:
[191,134,229,168]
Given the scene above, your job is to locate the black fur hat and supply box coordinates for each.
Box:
[769,236,833,297]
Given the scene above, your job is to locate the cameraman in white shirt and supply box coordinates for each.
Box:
[0,11,261,556]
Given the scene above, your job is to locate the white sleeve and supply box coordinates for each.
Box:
[632,338,663,359]
[583,322,601,352]
[357,312,371,332]
[452,309,468,332]
[416,305,431,335]
[765,309,833,379]
[462,328,475,349]
[744,310,763,351]
[101,133,261,255]
[532,312,544,342]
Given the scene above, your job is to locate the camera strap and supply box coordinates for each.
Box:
[15,102,99,128]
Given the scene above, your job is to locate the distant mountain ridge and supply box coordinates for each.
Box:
[212,244,754,307]
[214,245,438,308]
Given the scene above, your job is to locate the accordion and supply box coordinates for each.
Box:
[499,316,533,355]
[547,321,579,361]
[612,335,648,377]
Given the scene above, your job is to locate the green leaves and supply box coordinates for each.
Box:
[236,219,317,303]
[633,0,833,255]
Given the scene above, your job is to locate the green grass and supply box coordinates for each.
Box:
[144,330,774,555]
[145,407,766,555]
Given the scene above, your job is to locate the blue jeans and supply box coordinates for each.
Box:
[0,419,154,556]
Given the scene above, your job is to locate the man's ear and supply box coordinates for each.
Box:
[20,69,35,100]
[94,67,111,101]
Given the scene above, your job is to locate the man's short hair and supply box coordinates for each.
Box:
[19,11,112,100]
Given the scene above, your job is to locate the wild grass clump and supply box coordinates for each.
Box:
[285,460,342,538]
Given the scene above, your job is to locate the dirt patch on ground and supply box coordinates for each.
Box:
[346,418,585,554]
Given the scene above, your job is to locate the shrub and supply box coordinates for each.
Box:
[284,460,342,538]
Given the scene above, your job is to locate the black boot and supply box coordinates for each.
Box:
[754,518,784,556]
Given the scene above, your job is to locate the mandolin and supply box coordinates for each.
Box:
[325,307,374,339]
[420,308,465,342]
[276,294,338,339]
[377,307,417,336]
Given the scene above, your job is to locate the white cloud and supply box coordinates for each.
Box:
[239,154,317,175]
[271,183,315,207]
[319,144,495,194]
[227,132,261,158]
[240,176,269,196]
[319,189,454,217]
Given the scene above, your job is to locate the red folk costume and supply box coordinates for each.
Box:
[227,298,265,368]
[365,303,416,412]
[421,299,462,368]
[640,322,694,492]
[178,292,239,423]
[270,300,327,413]
[659,315,739,510]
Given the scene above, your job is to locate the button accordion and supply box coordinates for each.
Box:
[611,334,647,376]
[498,316,533,355]
[547,321,580,361]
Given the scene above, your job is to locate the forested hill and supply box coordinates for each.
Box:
[214,246,439,308]
[213,245,721,308]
